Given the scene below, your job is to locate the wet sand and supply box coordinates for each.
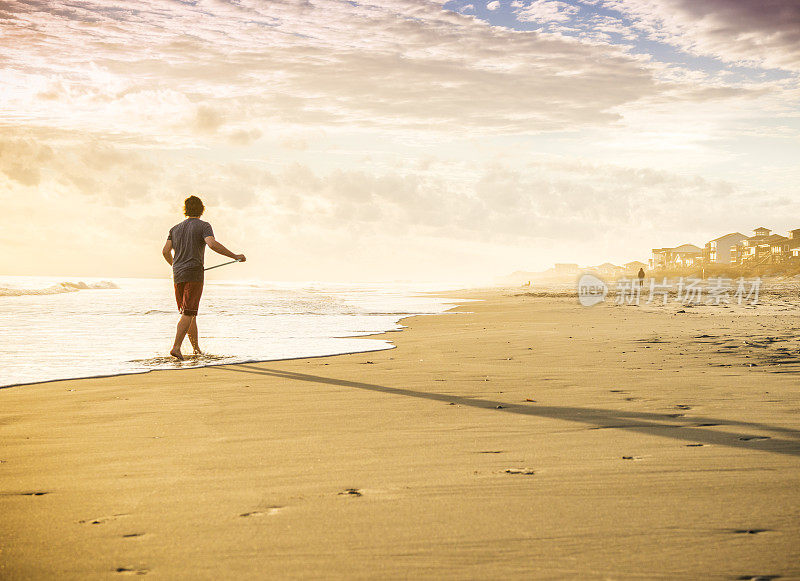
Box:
[1,289,799,579]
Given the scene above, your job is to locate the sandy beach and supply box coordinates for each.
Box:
[1,288,799,580]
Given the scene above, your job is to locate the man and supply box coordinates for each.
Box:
[162,195,246,360]
[637,267,645,288]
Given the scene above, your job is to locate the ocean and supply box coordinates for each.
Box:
[0,276,466,388]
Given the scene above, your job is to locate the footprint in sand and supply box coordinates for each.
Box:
[738,435,771,442]
[122,533,146,539]
[675,404,692,410]
[686,443,705,447]
[736,576,780,581]
[338,488,363,497]
[733,529,770,535]
[477,451,504,454]
[12,491,49,496]
[79,513,128,525]
[239,507,284,517]
[504,468,535,475]
[115,567,148,576]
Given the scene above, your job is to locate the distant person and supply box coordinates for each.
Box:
[637,267,645,288]
[162,195,246,360]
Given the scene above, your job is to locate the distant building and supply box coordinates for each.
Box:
[623,261,647,274]
[789,229,800,260]
[703,232,747,264]
[768,228,800,262]
[765,235,790,262]
[553,263,580,276]
[650,244,702,270]
[730,227,789,265]
[591,262,624,277]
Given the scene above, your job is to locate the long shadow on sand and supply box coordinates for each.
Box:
[220,364,800,459]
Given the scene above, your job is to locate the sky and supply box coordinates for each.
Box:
[1,0,799,282]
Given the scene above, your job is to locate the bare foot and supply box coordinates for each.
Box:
[170,349,184,361]
[193,349,202,356]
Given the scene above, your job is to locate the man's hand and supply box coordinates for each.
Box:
[205,236,244,261]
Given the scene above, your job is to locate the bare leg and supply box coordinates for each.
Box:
[188,317,201,355]
[171,314,194,360]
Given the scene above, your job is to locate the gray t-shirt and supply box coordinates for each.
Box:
[167,218,214,283]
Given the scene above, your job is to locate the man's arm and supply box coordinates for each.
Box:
[205,236,246,262]
[162,240,173,265]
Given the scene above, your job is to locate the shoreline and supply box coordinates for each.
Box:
[0,289,475,391]
[1,288,798,579]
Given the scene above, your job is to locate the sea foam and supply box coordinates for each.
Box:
[0,280,118,297]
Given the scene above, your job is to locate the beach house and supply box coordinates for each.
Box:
[553,263,580,276]
[730,227,790,265]
[649,244,703,270]
[591,263,624,277]
[623,261,647,274]
[788,229,800,260]
[703,232,747,264]
[769,228,800,262]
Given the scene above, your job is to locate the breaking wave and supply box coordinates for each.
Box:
[0,280,119,297]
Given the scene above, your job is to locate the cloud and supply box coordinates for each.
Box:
[1,122,763,246]
[603,0,800,71]
[194,106,225,135]
[226,128,263,146]
[0,135,53,186]
[487,1,500,10]
[513,0,580,24]
[222,156,771,251]
[0,0,692,140]
[2,0,781,153]
[1,119,796,279]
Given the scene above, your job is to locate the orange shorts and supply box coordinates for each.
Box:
[174,281,203,317]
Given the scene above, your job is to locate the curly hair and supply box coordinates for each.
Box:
[184,195,205,217]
